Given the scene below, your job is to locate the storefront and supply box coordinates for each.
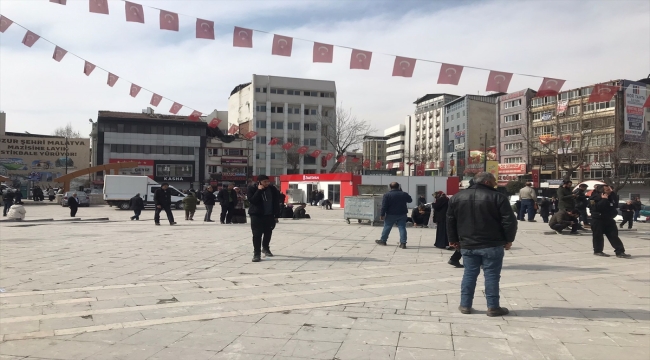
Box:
[497,163,527,186]
[279,173,362,208]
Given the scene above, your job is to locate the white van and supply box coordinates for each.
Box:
[104,175,186,210]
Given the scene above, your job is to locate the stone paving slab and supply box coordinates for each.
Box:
[1,205,649,359]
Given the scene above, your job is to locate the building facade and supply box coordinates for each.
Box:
[384,124,407,174]
[362,135,387,168]
[228,75,336,176]
[410,94,460,171]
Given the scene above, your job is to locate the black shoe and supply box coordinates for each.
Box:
[155,223,161,226]
[487,307,509,317]
[528,220,537,222]
[375,240,387,245]
[594,252,610,257]
[263,248,274,257]
[399,243,406,249]
[170,222,177,226]
[458,305,472,314]
[448,260,464,268]
[616,253,631,258]
[220,221,225,224]
[569,231,579,234]
[130,217,135,221]
[205,220,215,222]
[252,253,261,262]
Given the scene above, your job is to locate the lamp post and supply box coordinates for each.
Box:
[65,136,69,175]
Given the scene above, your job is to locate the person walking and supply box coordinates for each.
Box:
[447,172,517,317]
[68,193,79,217]
[620,200,635,229]
[231,187,248,224]
[432,191,451,249]
[589,184,630,258]
[154,183,176,226]
[217,183,237,224]
[129,193,144,221]
[375,182,412,249]
[2,189,14,217]
[573,183,590,229]
[247,175,280,262]
[632,197,642,222]
[557,180,576,211]
[518,182,537,222]
[203,186,216,222]
[549,209,580,234]
[539,197,551,223]
[47,187,56,202]
[182,192,197,221]
[13,189,22,204]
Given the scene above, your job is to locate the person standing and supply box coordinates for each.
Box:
[518,182,537,222]
[48,187,56,202]
[13,189,22,204]
[68,193,79,217]
[589,185,630,258]
[447,172,517,317]
[217,183,237,224]
[2,189,14,217]
[549,209,580,234]
[375,182,412,249]
[632,197,642,222]
[182,192,197,221]
[550,196,559,215]
[154,183,176,226]
[247,175,280,262]
[620,200,635,229]
[203,186,216,222]
[573,184,590,229]
[557,180,576,211]
[539,197,551,223]
[433,191,451,249]
[129,193,144,221]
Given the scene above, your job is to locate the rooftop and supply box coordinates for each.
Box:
[413,93,459,105]
[97,110,200,124]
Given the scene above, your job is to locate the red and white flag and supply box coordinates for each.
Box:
[416,163,425,176]
[188,110,202,121]
[52,46,67,62]
[268,137,280,145]
[160,10,179,31]
[196,18,214,40]
[588,83,619,103]
[0,16,13,33]
[169,102,182,114]
[244,131,258,139]
[325,153,335,161]
[233,26,253,48]
[363,159,370,168]
[439,161,444,168]
[352,157,360,163]
[297,145,309,154]
[107,73,118,87]
[83,61,96,76]
[537,77,565,97]
[21,31,40,47]
[150,94,162,107]
[350,49,372,70]
[125,1,144,23]
[208,118,222,128]
[337,155,346,163]
[429,162,436,169]
[228,124,239,135]
[485,71,513,93]
[129,84,141,97]
[437,63,463,85]
[272,35,293,57]
[310,150,322,158]
[282,142,294,150]
[644,96,650,108]
[392,56,416,78]
[399,162,404,171]
[375,160,382,169]
[89,0,109,15]
[50,0,67,4]
[313,42,333,63]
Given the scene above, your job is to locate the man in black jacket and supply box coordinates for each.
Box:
[68,193,79,217]
[573,184,589,229]
[247,176,280,262]
[129,193,145,221]
[203,186,216,222]
[154,183,176,226]
[2,190,14,217]
[548,209,579,234]
[217,184,237,224]
[375,182,412,249]
[447,172,517,317]
[620,200,635,229]
[590,184,630,258]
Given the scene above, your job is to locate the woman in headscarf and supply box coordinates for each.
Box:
[432,191,452,249]
[231,187,247,224]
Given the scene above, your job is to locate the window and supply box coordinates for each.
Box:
[560,122,580,133]
[504,99,522,108]
[156,164,193,177]
[504,114,522,123]
[287,122,301,130]
[287,89,300,95]
[589,133,615,147]
[456,125,460,131]
[256,120,266,129]
[271,168,284,175]
[569,106,580,115]
[255,105,267,112]
[270,152,283,160]
[271,121,284,129]
[533,125,554,136]
[582,87,593,96]
[320,92,334,98]
[569,90,580,99]
[456,113,460,119]
[462,110,465,116]
[545,96,556,104]
[532,98,544,107]
[304,108,317,115]
[303,91,311,96]
[111,144,193,155]
[583,100,615,112]
[270,106,284,113]
[504,128,522,137]
[270,88,285,94]
[504,142,523,151]
[255,136,267,144]
[304,123,318,131]
[304,156,316,165]
[503,157,523,163]
[559,92,569,101]
[255,87,267,93]
[303,138,317,146]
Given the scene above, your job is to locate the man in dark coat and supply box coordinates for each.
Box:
[620,200,635,229]
[447,172,517,317]
[129,193,145,221]
[203,186,216,222]
[557,180,576,211]
[68,193,79,217]
[539,197,551,223]
[375,182,412,249]
[549,209,579,234]
[590,185,630,258]
[632,197,642,222]
[154,183,176,226]
[2,190,14,217]
[433,191,450,249]
[217,183,237,224]
[573,184,590,229]
[248,176,280,262]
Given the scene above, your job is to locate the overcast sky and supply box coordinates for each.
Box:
[0,0,648,136]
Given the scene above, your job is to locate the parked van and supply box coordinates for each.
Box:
[103,175,186,210]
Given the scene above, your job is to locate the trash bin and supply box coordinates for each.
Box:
[343,185,389,226]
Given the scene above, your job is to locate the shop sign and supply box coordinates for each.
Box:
[542,163,556,171]
[497,163,526,174]
[222,158,247,164]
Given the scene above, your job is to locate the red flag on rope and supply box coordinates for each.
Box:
[89,0,109,15]
[272,35,293,57]
[228,124,239,135]
[297,146,309,154]
[644,96,650,108]
[107,73,118,87]
[208,118,222,128]
[129,84,141,97]
[150,94,162,107]
[0,16,13,33]
[485,71,513,93]
[537,77,565,97]
[437,63,463,85]
[337,155,346,163]
[268,138,280,145]
[83,61,95,76]
[362,159,370,168]
[169,102,182,114]
[188,110,202,121]
[160,10,179,31]
[313,42,333,63]
[244,131,258,139]
[325,153,335,161]
[233,26,253,48]
[282,142,294,150]
[196,19,215,40]
[52,46,67,62]
[588,84,619,103]
[350,49,372,70]
[310,150,322,158]
[392,56,416,78]
[22,31,40,47]
[375,160,382,169]
[125,1,144,23]
[352,157,360,163]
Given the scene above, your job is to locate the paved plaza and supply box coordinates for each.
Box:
[0,202,649,360]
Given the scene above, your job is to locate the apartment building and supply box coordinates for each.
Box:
[362,135,387,167]
[410,94,460,169]
[228,75,336,176]
[384,124,407,174]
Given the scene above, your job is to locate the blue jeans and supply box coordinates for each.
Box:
[519,199,535,221]
[634,210,640,221]
[460,246,505,309]
[380,214,407,244]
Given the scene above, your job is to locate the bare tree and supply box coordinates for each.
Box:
[315,107,375,173]
[282,132,305,174]
[604,141,650,192]
[52,122,81,138]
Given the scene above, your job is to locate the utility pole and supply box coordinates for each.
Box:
[483,132,487,171]
[65,136,69,175]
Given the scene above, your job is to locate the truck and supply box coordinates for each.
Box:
[103,175,187,210]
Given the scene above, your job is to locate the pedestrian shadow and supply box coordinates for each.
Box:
[511,307,648,319]
[503,264,606,272]
[271,255,385,262]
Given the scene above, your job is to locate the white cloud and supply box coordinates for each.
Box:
[0,0,647,135]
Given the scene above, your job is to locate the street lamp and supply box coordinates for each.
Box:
[65,136,69,175]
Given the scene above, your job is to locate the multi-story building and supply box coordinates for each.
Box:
[410,94,460,170]
[442,94,501,177]
[362,135,387,168]
[228,75,336,176]
[384,124,407,174]
[204,110,252,188]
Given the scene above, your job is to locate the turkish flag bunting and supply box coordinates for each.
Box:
[196,19,215,40]
[50,0,67,4]
[244,131,258,139]
[399,162,404,170]
[228,124,239,135]
[272,35,293,57]
[282,142,294,150]
[351,157,359,163]
[89,0,109,14]
[644,96,650,108]
[129,84,141,97]
[150,94,162,107]
[392,56,416,78]
[107,73,119,87]
[437,63,464,85]
[337,155,346,163]
[429,162,436,169]
[233,26,253,48]
[125,1,144,23]
[188,110,202,121]
[208,118,222,128]
[83,61,96,76]
[439,161,444,168]
[537,77,565,97]
[486,71,513,93]
[588,83,620,103]
[268,137,279,145]
[0,16,13,33]
[297,146,309,154]
[310,150,322,158]
[325,153,335,161]
[160,10,179,31]
[350,49,372,70]
[363,159,370,168]
[169,102,182,114]
[416,163,425,176]
[21,31,40,47]
[313,42,333,63]
[52,46,67,62]
[375,160,382,169]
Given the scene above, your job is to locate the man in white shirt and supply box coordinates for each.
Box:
[518,182,537,222]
